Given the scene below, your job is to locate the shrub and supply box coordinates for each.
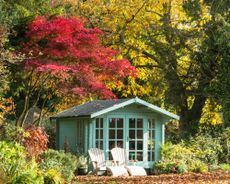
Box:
[155,140,213,174]
[23,125,48,157]
[189,160,208,173]
[220,163,230,171]
[161,142,194,163]
[0,123,26,143]
[0,141,26,177]
[39,149,77,183]
[154,160,187,174]
[221,128,230,162]
[43,169,64,184]
[45,123,56,149]
[11,170,44,184]
[189,134,223,166]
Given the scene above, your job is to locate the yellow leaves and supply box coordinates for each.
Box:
[200,99,223,125]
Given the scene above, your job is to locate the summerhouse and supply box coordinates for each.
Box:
[51,97,179,168]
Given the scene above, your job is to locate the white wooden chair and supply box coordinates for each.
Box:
[88,148,107,175]
[111,147,147,176]
[88,148,128,176]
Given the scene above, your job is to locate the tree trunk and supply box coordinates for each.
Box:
[16,95,30,127]
[179,95,206,137]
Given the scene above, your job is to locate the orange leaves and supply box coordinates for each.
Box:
[0,98,15,125]
[76,172,230,184]
[23,125,48,157]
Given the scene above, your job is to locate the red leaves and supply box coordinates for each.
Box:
[23,125,48,158]
[22,16,136,98]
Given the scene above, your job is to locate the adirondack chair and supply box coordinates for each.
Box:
[88,148,128,176]
[111,147,147,176]
[88,148,107,175]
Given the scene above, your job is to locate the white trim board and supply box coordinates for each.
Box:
[91,97,180,120]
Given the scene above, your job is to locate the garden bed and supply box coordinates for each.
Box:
[75,172,230,184]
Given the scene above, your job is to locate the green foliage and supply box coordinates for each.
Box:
[190,134,223,165]
[0,141,26,177]
[154,160,187,174]
[11,170,44,184]
[182,0,201,20]
[161,142,194,163]
[189,160,208,173]
[39,149,77,183]
[154,133,225,174]
[0,141,46,183]
[43,169,64,184]
[0,123,26,143]
[220,164,230,171]
[0,0,63,27]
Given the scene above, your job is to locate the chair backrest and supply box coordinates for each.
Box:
[111,147,128,166]
[88,148,105,169]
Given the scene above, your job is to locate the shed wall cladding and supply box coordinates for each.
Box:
[58,118,89,153]
[59,119,77,152]
[76,118,90,153]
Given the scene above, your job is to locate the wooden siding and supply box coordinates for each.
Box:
[57,118,90,153]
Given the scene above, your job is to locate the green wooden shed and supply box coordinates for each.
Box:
[51,97,179,169]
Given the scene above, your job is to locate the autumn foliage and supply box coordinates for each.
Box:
[23,125,48,157]
[22,16,136,98]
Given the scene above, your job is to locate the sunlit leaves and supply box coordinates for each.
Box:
[22,16,136,99]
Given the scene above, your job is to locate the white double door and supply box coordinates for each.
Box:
[106,116,146,163]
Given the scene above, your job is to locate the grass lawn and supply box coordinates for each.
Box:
[75,172,230,183]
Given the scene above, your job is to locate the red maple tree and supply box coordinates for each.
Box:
[22,16,136,98]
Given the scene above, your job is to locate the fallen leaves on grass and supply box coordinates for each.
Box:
[75,172,230,184]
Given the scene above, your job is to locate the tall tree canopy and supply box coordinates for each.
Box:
[13,16,136,126]
[61,0,230,136]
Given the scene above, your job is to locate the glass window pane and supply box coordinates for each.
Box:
[148,137,154,149]
[117,130,123,139]
[109,118,116,128]
[129,141,135,150]
[109,141,115,150]
[100,141,103,149]
[136,152,143,161]
[117,118,123,128]
[117,141,123,148]
[129,118,135,128]
[137,130,143,139]
[96,141,99,148]
[96,130,99,139]
[109,129,115,139]
[152,152,155,161]
[137,141,143,150]
[100,129,103,139]
[129,152,135,160]
[109,152,112,160]
[148,152,150,161]
[151,131,155,140]
[129,130,135,139]
[96,118,100,128]
[137,119,143,128]
[148,151,154,161]
[100,118,103,128]
[151,119,155,129]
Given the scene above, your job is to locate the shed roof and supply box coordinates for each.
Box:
[52,97,179,120]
